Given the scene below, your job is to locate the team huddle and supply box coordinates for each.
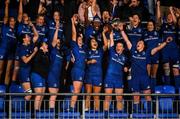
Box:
[0,0,180,115]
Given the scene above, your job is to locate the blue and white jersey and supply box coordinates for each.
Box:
[35,25,48,43]
[143,30,160,50]
[1,24,17,52]
[71,40,87,70]
[19,43,35,67]
[86,48,103,74]
[161,23,178,48]
[126,26,143,47]
[17,22,32,36]
[48,20,64,43]
[85,25,102,45]
[106,47,126,75]
[113,29,123,41]
[131,48,148,76]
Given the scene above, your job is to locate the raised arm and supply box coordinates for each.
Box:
[52,24,59,47]
[156,1,162,25]
[22,47,38,64]
[109,31,114,48]
[17,0,23,23]
[102,25,108,51]
[151,36,172,55]
[4,0,9,24]
[169,6,177,24]
[71,15,77,42]
[38,0,46,15]
[29,21,39,43]
[119,23,132,50]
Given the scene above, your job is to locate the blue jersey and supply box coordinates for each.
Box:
[85,25,102,45]
[113,29,123,41]
[35,25,48,43]
[106,47,126,75]
[177,27,180,47]
[17,22,32,36]
[131,49,148,76]
[86,48,104,74]
[161,23,178,48]
[143,30,160,50]
[19,43,35,67]
[48,20,64,43]
[126,26,143,48]
[71,40,86,70]
[1,24,17,53]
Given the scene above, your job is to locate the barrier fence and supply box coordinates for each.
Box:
[0,93,180,119]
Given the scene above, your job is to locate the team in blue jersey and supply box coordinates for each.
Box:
[0,0,180,115]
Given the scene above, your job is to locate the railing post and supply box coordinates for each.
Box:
[9,94,12,119]
[82,94,85,119]
[156,95,159,119]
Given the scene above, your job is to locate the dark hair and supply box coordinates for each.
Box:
[131,13,141,21]
[19,34,28,44]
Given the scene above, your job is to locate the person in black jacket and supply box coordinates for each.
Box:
[30,38,50,114]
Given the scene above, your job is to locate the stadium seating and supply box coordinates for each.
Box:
[155,85,178,118]
[0,85,7,118]
[9,84,31,119]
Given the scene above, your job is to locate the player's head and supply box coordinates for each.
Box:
[9,17,16,28]
[21,34,31,45]
[23,13,29,24]
[166,13,173,24]
[90,37,98,50]
[92,16,101,31]
[77,33,84,47]
[53,11,60,21]
[36,14,45,26]
[136,40,145,51]
[147,19,155,31]
[41,38,49,52]
[131,13,141,27]
[116,41,124,54]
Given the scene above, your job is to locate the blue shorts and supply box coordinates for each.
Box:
[71,67,85,82]
[85,73,102,87]
[15,45,20,61]
[162,47,180,64]
[147,50,159,64]
[104,73,124,89]
[31,72,46,88]
[131,75,151,92]
[47,60,63,88]
[19,67,31,83]
[0,49,7,60]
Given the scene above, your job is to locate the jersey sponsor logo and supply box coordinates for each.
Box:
[56,54,63,59]
[6,33,16,39]
[112,57,125,65]
[144,37,158,41]
[132,55,146,60]
[79,50,86,54]
[163,31,176,34]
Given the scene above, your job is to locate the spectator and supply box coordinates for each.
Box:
[128,0,150,21]
[110,0,119,19]
[118,0,131,21]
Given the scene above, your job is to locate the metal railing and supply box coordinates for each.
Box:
[0,93,180,119]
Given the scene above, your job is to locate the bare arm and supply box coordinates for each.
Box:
[17,0,23,23]
[29,22,39,43]
[169,7,177,24]
[119,23,132,50]
[22,47,38,64]
[109,31,114,48]
[102,26,108,51]
[4,0,9,24]
[52,25,59,47]
[151,37,172,55]
[71,16,77,42]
